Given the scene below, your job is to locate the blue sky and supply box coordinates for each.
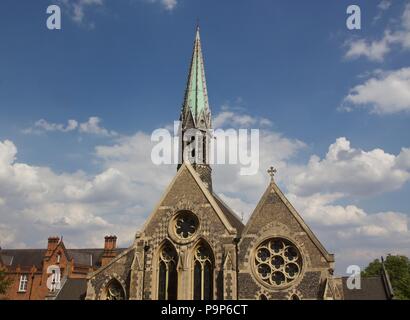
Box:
[0,0,410,274]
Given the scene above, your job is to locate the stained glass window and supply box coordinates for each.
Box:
[158,243,178,300]
[193,243,213,300]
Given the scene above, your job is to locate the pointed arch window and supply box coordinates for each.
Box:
[193,243,214,300]
[291,294,300,300]
[105,279,125,300]
[259,294,268,300]
[158,243,178,300]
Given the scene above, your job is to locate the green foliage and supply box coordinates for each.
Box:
[362,255,410,300]
[0,267,12,295]
[362,260,381,277]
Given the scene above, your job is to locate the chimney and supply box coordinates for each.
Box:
[104,236,117,251]
[46,236,60,256]
[101,236,117,267]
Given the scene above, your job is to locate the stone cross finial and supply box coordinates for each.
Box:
[267,166,277,182]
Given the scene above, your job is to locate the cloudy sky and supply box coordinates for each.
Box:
[0,0,410,274]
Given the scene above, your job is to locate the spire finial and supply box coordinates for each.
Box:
[267,166,277,182]
[195,19,200,40]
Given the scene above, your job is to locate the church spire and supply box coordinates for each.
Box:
[179,26,213,190]
[181,25,212,130]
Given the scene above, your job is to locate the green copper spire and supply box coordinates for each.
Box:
[182,26,211,129]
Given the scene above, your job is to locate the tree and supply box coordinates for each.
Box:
[0,267,12,296]
[362,255,410,300]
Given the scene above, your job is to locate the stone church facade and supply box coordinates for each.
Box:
[83,28,392,301]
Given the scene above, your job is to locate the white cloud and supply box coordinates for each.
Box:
[345,34,392,62]
[373,0,392,23]
[212,125,305,202]
[58,0,104,26]
[95,131,175,188]
[0,224,18,248]
[396,147,410,169]
[342,67,410,114]
[286,137,410,197]
[0,139,143,248]
[218,193,255,222]
[286,191,410,271]
[79,117,118,136]
[404,2,410,30]
[0,140,17,166]
[24,117,117,137]
[34,119,78,132]
[161,0,177,11]
[287,192,408,234]
[213,106,272,128]
[145,0,178,11]
[378,0,392,11]
[345,3,410,61]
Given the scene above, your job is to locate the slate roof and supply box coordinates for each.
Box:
[67,248,126,268]
[0,249,46,269]
[212,193,245,234]
[67,249,104,268]
[55,278,88,300]
[0,254,14,267]
[341,275,393,300]
[0,248,127,270]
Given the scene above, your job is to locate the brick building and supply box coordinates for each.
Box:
[0,236,124,300]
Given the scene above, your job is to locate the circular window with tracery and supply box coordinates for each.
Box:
[173,211,199,240]
[253,238,303,288]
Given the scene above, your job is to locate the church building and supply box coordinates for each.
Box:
[84,27,392,301]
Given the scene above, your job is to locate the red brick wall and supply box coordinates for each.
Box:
[1,236,118,300]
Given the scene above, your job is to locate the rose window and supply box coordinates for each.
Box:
[254,238,302,287]
[174,211,199,239]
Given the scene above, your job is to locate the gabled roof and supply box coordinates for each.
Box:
[139,162,243,236]
[243,180,334,262]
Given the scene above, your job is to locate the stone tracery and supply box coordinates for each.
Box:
[254,238,303,287]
